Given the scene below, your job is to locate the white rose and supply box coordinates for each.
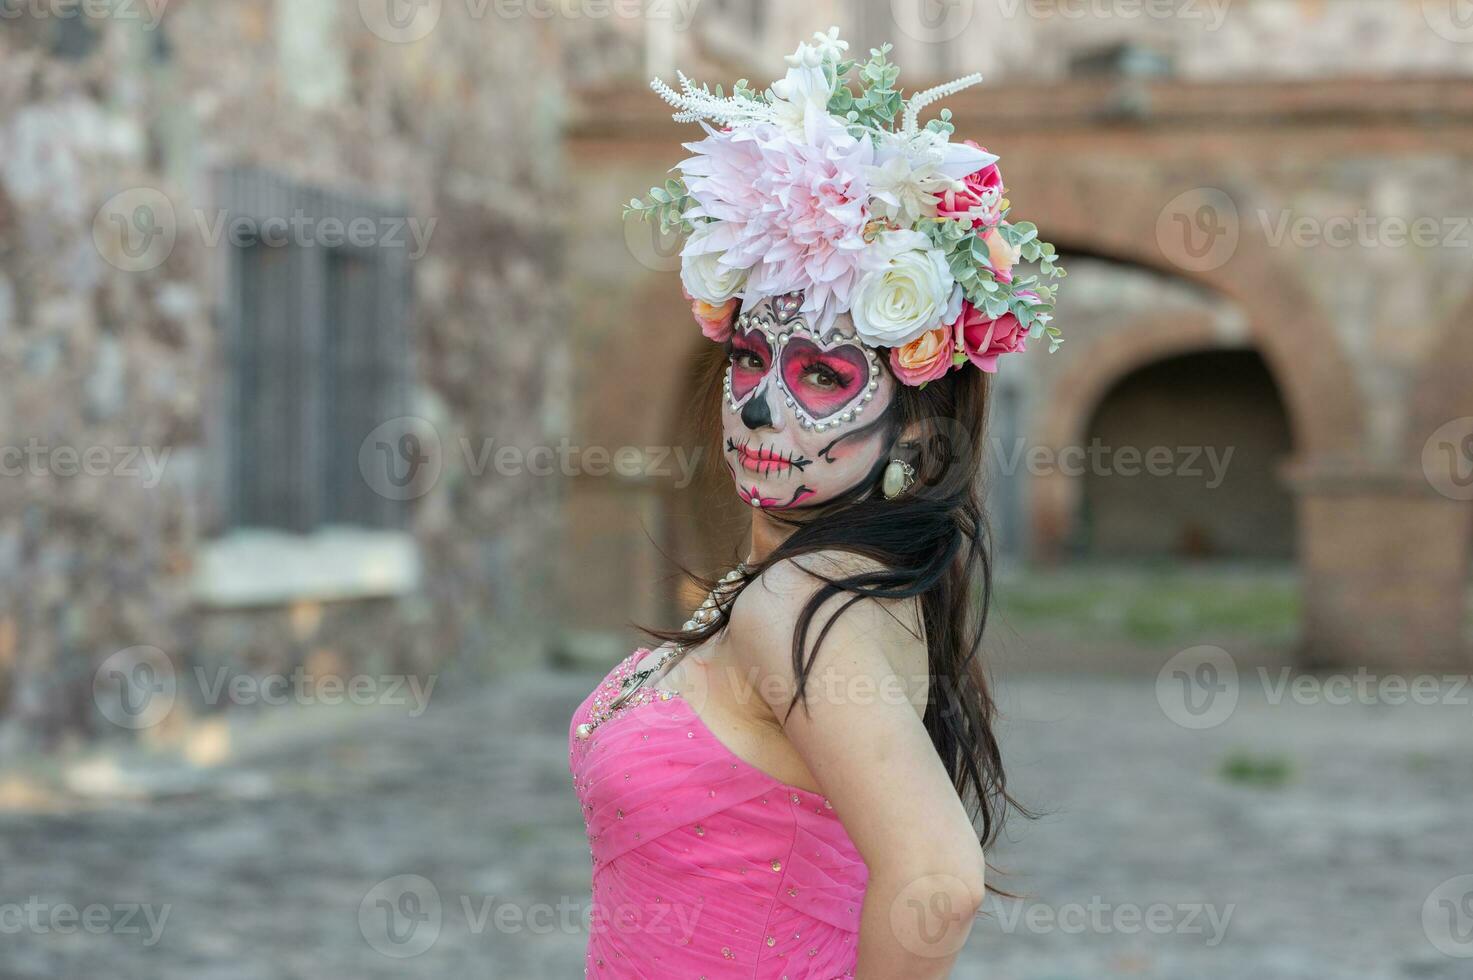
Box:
[680,233,748,306]
[848,232,956,348]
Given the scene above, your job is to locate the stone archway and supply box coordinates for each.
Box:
[566,275,761,632]
[1079,349,1295,559]
[1014,174,1365,460]
[563,274,699,638]
[1030,310,1252,558]
[998,174,1421,664]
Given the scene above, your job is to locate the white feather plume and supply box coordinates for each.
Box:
[649,72,778,129]
[901,73,984,135]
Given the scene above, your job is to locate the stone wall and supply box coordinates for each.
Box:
[0,3,567,749]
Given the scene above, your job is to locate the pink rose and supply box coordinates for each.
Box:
[684,289,738,342]
[936,140,1004,229]
[888,323,954,386]
[955,301,1027,374]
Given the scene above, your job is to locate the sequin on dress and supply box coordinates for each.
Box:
[569,648,868,978]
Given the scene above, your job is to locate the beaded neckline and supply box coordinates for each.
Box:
[572,647,678,740]
[572,647,838,813]
[591,563,749,727]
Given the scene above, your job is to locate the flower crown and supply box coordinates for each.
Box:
[624,28,1066,386]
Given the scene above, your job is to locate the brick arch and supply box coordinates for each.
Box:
[566,274,706,632]
[1406,291,1473,651]
[656,331,753,610]
[576,275,696,450]
[1033,313,1228,451]
[1016,174,1365,459]
[572,274,752,620]
[1410,290,1473,454]
[1029,311,1259,559]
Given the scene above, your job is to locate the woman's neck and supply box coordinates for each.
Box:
[747,509,795,565]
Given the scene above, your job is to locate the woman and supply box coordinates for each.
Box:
[570,29,1065,978]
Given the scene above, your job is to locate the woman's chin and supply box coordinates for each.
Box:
[731,479,819,510]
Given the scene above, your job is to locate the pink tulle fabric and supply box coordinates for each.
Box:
[569,648,869,978]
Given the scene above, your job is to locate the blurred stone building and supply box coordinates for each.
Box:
[563,0,1473,667]
[2,0,1472,750]
[0,1,570,747]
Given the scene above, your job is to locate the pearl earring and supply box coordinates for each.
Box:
[881,459,916,500]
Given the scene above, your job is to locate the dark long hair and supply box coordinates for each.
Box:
[644,343,1025,855]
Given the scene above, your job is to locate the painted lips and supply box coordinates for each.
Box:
[728,439,810,475]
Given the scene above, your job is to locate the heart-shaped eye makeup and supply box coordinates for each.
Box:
[779,336,871,420]
[728,327,773,404]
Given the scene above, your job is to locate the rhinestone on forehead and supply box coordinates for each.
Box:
[724,312,882,431]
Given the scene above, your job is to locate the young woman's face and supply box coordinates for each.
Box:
[721,294,897,509]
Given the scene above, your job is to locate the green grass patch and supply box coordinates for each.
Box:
[994,563,1300,644]
[1219,751,1293,789]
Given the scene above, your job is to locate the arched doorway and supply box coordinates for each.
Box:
[659,344,751,619]
[1076,349,1295,560]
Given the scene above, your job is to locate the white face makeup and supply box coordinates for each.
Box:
[721,293,897,510]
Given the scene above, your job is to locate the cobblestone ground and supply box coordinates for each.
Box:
[2,661,1471,979]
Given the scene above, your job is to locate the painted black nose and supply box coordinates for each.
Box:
[741,386,773,430]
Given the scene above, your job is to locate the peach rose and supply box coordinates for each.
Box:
[685,291,739,342]
[980,226,1019,285]
[888,323,954,386]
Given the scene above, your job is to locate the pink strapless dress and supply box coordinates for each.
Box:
[569,648,869,978]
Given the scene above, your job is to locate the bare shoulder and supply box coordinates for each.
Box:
[727,551,928,692]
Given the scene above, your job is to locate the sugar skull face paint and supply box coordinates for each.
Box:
[722,294,896,509]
